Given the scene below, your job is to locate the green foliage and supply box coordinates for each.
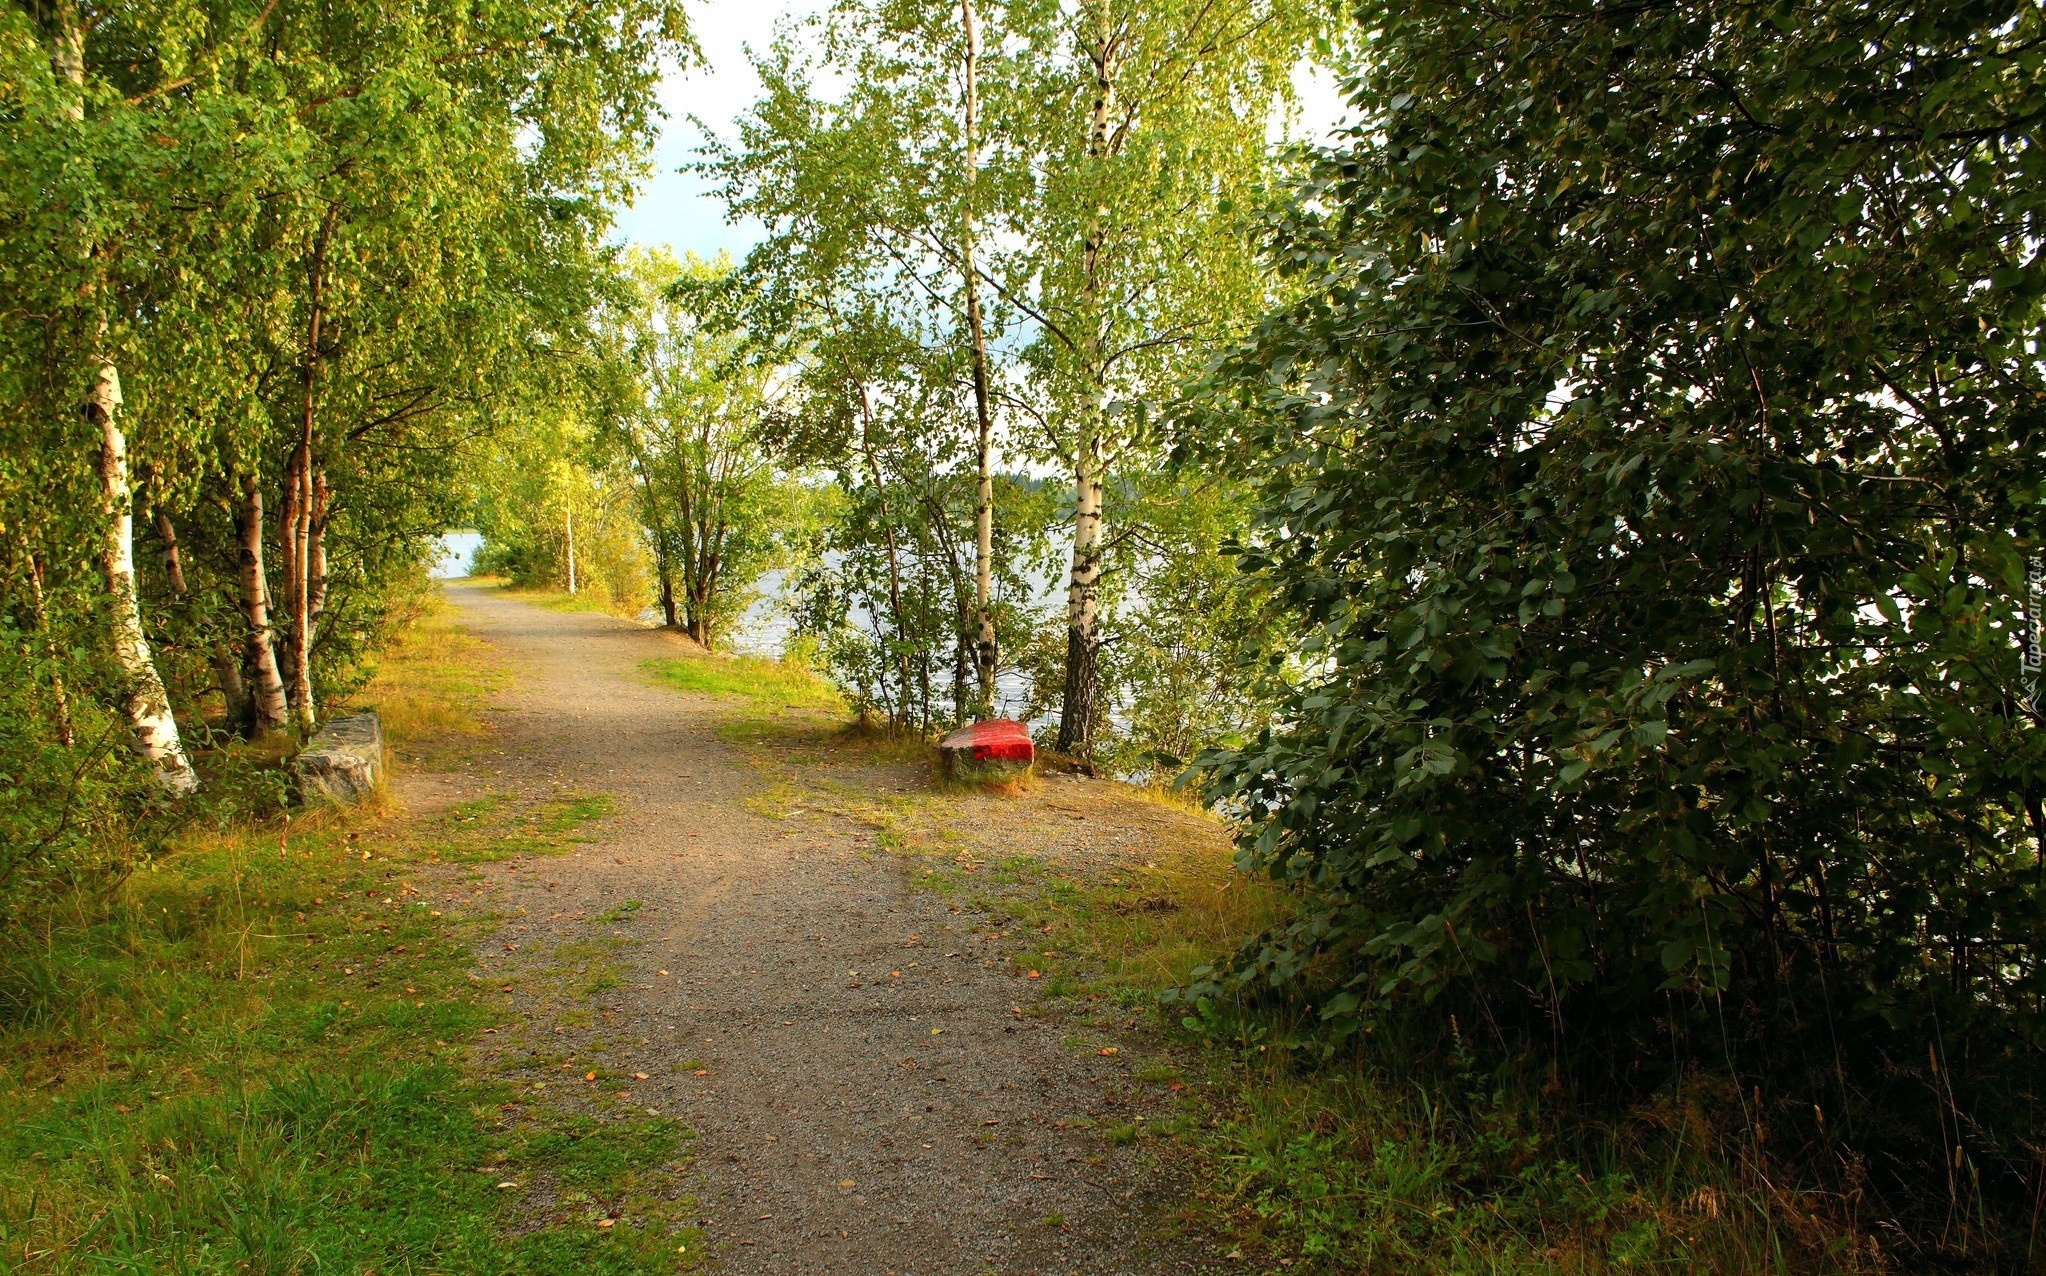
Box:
[1016,471,1297,775]
[0,0,685,896]
[708,0,1324,755]
[472,411,652,615]
[1193,0,2046,1258]
[604,249,812,644]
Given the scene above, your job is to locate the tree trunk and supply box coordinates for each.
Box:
[961,0,998,715]
[285,210,337,733]
[91,361,198,791]
[211,641,249,734]
[152,505,189,598]
[658,554,678,628]
[565,506,577,595]
[1056,17,1118,764]
[235,474,291,733]
[48,1,190,783]
[1056,402,1105,759]
[306,468,329,651]
[284,444,314,729]
[156,505,248,732]
[856,379,914,727]
[11,534,74,747]
[278,459,300,695]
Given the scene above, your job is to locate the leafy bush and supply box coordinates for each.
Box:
[0,621,169,923]
[1193,0,2046,1258]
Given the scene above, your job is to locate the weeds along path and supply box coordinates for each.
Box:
[437,583,1221,1276]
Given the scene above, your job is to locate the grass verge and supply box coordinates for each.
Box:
[476,577,649,622]
[0,595,698,1275]
[642,654,843,714]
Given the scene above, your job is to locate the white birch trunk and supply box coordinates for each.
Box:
[1055,5,1118,760]
[237,474,292,733]
[962,0,998,714]
[90,362,198,792]
[566,506,577,594]
[1056,396,1106,756]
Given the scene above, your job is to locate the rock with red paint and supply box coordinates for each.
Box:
[938,717,1034,784]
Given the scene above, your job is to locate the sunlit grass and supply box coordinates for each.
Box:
[354,593,512,759]
[490,579,648,622]
[642,654,843,714]
[0,595,697,1275]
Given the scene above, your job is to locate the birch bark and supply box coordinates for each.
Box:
[51,3,196,788]
[90,362,199,791]
[235,475,292,732]
[961,0,998,715]
[1054,5,1118,760]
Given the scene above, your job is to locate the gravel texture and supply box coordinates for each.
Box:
[428,584,1222,1276]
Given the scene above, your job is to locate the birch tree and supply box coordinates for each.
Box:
[29,0,200,790]
[607,251,790,647]
[995,0,1323,761]
[707,0,1030,703]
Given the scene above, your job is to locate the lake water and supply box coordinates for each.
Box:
[432,530,484,579]
[439,531,1059,726]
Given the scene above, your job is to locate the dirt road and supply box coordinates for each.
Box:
[431,584,1216,1276]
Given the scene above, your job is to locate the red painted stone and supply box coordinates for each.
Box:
[939,718,1034,780]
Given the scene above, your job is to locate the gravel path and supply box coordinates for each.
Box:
[431,584,1218,1276]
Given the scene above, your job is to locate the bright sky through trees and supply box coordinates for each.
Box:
[611,0,1351,260]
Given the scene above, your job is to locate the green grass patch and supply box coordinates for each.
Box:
[355,592,515,766]
[489,579,647,622]
[642,654,843,714]
[0,593,695,1275]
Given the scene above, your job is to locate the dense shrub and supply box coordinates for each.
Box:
[1193,0,2046,1257]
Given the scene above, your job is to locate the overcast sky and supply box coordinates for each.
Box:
[610,1,1354,262]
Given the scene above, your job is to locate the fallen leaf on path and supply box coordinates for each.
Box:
[980,1119,1000,1127]
[632,1072,649,1080]
[585,1071,597,1081]
[692,1069,708,1076]
[1098,1048,1119,1056]
[838,1180,855,1188]
[1027,971,1041,979]
[495,1182,520,1190]
[595,1219,614,1229]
